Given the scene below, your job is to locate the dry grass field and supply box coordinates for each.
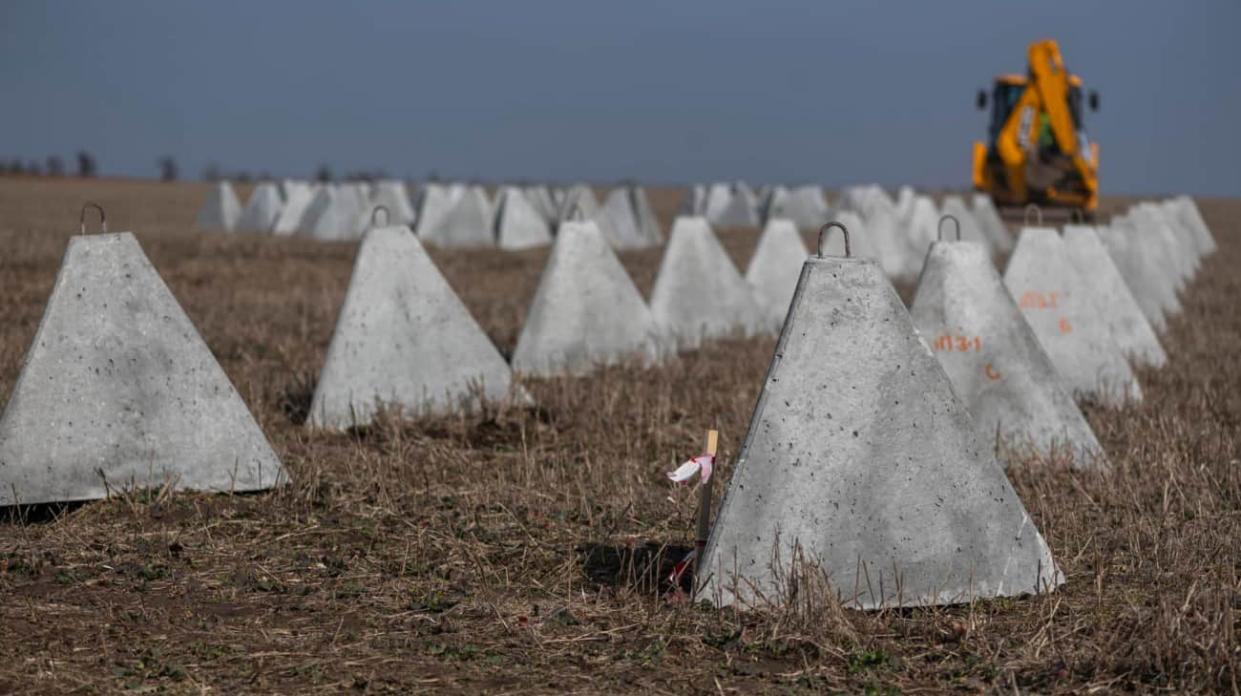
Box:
[0,177,1237,693]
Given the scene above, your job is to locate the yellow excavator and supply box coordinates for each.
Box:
[972,40,1100,218]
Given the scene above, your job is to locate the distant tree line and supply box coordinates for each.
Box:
[1,152,397,184]
[0,151,96,178]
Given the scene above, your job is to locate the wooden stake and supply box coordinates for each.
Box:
[694,429,719,572]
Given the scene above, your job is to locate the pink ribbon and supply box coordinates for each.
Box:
[666,454,714,485]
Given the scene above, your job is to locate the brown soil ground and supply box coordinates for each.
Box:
[0,178,1237,693]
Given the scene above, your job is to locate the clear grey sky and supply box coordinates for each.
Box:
[2,1,1238,196]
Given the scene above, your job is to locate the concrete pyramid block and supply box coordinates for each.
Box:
[1129,205,1192,289]
[0,232,286,505]
[494,186,552,250]
[414,183,454,240]
[910,240,1104,464]
[308,226,516,429]
[1167,196,1216,257]
[1003,228,1142,406]
[299,186,356,241]
[1097,222,1174,333]
[598,187,642,249]
[971,194,1014,253]
[524,186,559,225]
[236,182,283,233]
[272,183,316,236]
[633,186,663,246]
[903,195,940,261]
[1063,225,1167,368]
[700,248,1062,609]
[763,185,825,230]
[703,183,759,227]
[680,184,708,216]
[421,185,494,248]
[559,184,600,222]
[745,218,809,330]
[895,185,916,219]
[598,187,662,250]
[940,196,993,253]
[195,181,242,232]
[370,180,416,226]
[650,217,766,348]
[512,221,660,377]
[857,197,916,282]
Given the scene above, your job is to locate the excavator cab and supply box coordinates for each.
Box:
[972,40,1100,218]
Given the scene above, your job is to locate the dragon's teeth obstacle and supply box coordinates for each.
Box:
[0,221,286,505]
[308,225,517,428]
[196,181,242,232]
[650,216,765,348]
[1004,227,1142,406]
[511,220,661,377]
[910,236,1104,465]
[745,218,808,330]
[700,226,1062,609]
[1063,225,1167,369]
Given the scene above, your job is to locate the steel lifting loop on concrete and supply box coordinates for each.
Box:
[817,222,850,258]
[1024,203,1043,227]
[938,214,961,242]
[371,205,390,228]
[79,202,107,235]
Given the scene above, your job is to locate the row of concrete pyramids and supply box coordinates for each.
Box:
[196,180,664,251]
[699,195,1215,610]
[307,215,795,428]
[0,194,1213,614]
[681,182,832,230]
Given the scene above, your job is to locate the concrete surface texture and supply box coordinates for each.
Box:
[0,232,286,505]
[422,185,494,248]
[971,194,1014,253]
[680,184,707,216]
[894,185,916,220]
[299,186,356,241]
[745,218,808,330]
[699,254,1062,609]
[1063,225,1167,369]
[910,240,1104,465]
[711,183,761,227]
[414,183,455,241]
[1003,227,1142,406]
[649,216,766,348]
[370,180,417,226]
[597,188,642,249]
[940,196,993,253]
[307,225,515,429]
[272,183,315,236]
[632,186,663,247]
[493,186,552,251]
[765,185,829,230]
[523,186,559,225]
[236,182,283,232]
[1168,196,1216,256]
[902,195,940,269]
[869,198,919,282]
[1097,221,1176,333]
[195,181,241,232]
[1127,206,1192,290]
[559,184,600,222]
[1145,202,1203,275]
[597,187,663,250]
[511,220,660,377]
